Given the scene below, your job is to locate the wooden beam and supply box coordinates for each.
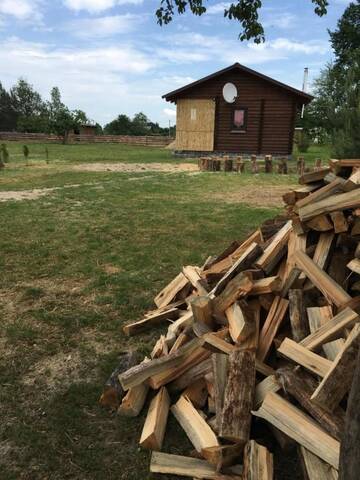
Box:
[295,176,345,211]
[311,324,360,412]
[220,349,256,445]
[294,251,351,306]
[277,338,332,377]
[243,440,273,480]
[257,296,289,362]
[171,396,219,452]
[300,307,358,352]
[139,387,170,450]
[253,392,340,469]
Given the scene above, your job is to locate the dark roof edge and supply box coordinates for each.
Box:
[162,63,314,102]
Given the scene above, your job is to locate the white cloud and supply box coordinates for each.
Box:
[263,13,297,30]
[0,0,42,22]
[163,108,176,118]
[63,0,143,14]
[66,13,142,37]
[206,2,230,15]
[261,38,329,55]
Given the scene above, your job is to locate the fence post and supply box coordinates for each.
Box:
[236,156,244,173]
[314,158,322,170]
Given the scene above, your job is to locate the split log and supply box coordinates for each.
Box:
[257,296,289,361]
[307,306,345,360]
[201,443,243,471]
[250,277,281,295]
[339,348,360,480]
[139,387,170,450]
[219,349,256,445]
[288,289,309,342]
[99,350,142,409]
[225,302,254,344]
[212,272,253,315]
[298,189,360,222]
[343,168,360,192]
[212,353,228,430]
[243,440,273,480]
[300,306,358,352]
[183,265,209,295]
[191,296,214,328]
[256,221,292,274]
[295,176,345,212]
[331,211,348,233]
[277,338,332,377]
[169,357,212,392]
[183,378,208,409]
[299,167,331,185]
[254,375,280,409]
[154,272,189,308]
[299,446,338,480]
[306,214,333,232]
[171,396,219,452]
[117,381,149,417]
[123,307,179,336]
[347,258,360,275]
[294,251,351,307]
[311,324,360,412]
[252,392,340,469]
[203,332,235,354]
[275,367,344,440]
[119,337,204,390]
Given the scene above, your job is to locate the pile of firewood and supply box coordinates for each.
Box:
[100,158,360,479]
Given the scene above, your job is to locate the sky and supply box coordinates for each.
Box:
[0,0,352,127]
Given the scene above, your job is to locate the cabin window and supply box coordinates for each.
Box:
[231,108,247,132]
[190,108,197,121]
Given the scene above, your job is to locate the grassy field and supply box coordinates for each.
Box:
[0,141,322,479]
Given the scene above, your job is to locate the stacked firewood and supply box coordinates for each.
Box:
[101,158,360,479]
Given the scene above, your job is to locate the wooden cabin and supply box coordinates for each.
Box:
[163,63,313,156]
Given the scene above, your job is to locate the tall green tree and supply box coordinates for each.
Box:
[104,114,133,135]
[329,0,360,68]
[156,0,328,42]
[0,82,18,131]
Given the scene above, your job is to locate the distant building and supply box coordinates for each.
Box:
[163,63,313,156]
[79,123,97,136]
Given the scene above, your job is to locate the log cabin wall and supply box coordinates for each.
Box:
[171,69,301,156]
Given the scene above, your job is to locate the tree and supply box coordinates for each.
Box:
[131,112,150,135]
[104,114,133,135]
[0,82,18,131]
[156,0,328,43]
[329,0,360,68]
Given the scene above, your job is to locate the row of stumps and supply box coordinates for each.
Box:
[198,155,322,175]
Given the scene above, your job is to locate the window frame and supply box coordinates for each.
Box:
[231,107,248,133]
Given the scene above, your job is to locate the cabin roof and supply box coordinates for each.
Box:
[163,63,313,103]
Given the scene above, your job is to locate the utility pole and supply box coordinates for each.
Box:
[301,67,309,119]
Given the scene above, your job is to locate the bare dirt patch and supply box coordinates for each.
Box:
[211,185,291,208]
[71,162,198,173]
[0,188,56,202]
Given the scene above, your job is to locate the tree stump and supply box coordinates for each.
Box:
[265,155,273,173]
[278,158,288,174]
[213,159,221,171]
[297,156,305,176]
[236,156,244,173]
[251,155,258,174]
[315,158,322,171]
[224,159,233,172]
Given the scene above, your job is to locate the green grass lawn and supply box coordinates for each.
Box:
[0,142,308,479]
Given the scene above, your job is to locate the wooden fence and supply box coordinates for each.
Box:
[0,132,173,147]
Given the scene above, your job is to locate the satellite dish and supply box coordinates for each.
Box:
[223,83,237,103]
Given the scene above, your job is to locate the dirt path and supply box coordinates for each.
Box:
[71,162,198,173]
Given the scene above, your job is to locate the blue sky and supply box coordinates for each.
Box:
[0,0,351,126]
